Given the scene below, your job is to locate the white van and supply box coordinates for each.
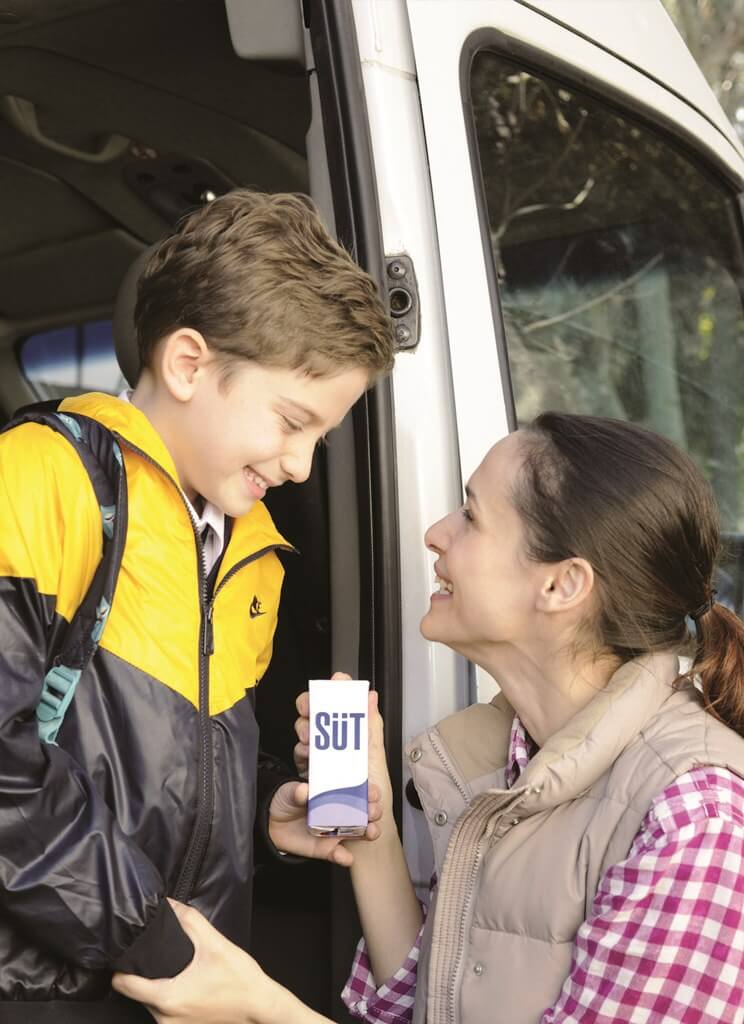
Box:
[1,0,742,1016]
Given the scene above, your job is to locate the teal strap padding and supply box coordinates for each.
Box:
[36,665,82,745]
[101,505,116,539]
[112,441,123,467]
[91,596,111,643]
[54,413,83,442]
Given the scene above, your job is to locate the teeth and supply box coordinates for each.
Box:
[246,468,269,489]
[435,575,454,594]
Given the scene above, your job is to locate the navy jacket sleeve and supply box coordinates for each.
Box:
[254,749,305,865]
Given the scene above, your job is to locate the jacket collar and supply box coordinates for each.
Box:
[61,391,181,480]
[60,392,291,550]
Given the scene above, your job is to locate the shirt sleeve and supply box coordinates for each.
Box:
[542,766,744,1024]
[341,921,426,1024]
[342,883,433,1024]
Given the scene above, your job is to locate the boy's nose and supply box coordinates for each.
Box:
[281,444,314,485]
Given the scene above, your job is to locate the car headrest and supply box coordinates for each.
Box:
[112,245,154,387]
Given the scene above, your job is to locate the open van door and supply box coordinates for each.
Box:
[401,0,744,699]
[328,0,744,921]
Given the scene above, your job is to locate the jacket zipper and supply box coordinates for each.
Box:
[114,435,289,901]
[201,544,294,658]
[177,544,293,899]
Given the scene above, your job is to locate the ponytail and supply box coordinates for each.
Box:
[691,602,744,737]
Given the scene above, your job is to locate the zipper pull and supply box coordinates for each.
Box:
[202,602,215,657]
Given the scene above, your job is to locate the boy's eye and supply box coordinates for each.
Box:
[461,505,473,522]
[280,414,303,433]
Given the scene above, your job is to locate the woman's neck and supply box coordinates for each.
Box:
[476,642,621,747]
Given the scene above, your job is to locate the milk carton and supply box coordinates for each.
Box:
[308,679,369,836]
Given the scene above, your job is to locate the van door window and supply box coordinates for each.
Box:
[468,51,744,611]
[19,320,125,399]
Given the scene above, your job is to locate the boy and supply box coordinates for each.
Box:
[0,190,394,1021]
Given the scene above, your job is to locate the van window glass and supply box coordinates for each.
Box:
[19,320,125,399]
[469,51,744,611]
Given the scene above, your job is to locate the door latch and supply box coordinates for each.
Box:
[386,254,419,351]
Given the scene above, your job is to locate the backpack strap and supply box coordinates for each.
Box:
[2,403,128,744]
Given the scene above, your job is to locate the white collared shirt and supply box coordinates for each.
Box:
[117,391,226,574]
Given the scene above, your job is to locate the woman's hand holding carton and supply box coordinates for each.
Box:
[294,675,423,984]
[267,673,385,866]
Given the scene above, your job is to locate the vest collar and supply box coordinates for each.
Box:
[507,651,684,811]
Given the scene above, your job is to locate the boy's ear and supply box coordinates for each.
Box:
[535,558,594,615]
[159,329,210,401]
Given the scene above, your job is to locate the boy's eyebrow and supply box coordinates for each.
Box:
[278,397,323,426]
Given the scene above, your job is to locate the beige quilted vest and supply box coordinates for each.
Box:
[406,653,744,1024]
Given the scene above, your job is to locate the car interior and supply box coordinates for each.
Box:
[0,0,374,1017]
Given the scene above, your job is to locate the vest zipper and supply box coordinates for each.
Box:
[429,730,471,804]
[446,827,491,1023]
[429,788,526,1024]
[114,435,289,901]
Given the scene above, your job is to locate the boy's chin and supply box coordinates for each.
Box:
[223,495,258,518]
[206,485,258,519]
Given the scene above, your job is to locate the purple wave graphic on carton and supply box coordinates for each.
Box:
[308,779,368,827]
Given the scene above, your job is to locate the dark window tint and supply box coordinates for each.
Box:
[19,320,125,398]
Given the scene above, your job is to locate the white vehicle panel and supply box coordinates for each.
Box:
[526,0,743,157]
[352,0,471,885]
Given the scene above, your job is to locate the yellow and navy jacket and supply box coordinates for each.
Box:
[0,392,292,1018]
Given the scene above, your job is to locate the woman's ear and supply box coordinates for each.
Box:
[536,558,595,615]
[159,329,210,402]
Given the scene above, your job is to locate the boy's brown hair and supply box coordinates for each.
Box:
[134,189,395,380]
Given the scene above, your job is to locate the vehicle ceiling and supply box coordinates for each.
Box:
[0,0,310,329]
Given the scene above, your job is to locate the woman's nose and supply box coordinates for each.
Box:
[425,515,448,553]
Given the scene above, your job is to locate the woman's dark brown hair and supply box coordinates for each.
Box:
[513,412,744,736]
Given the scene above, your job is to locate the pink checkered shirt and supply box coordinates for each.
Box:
[342,715,744,1023]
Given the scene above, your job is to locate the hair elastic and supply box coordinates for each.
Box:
[689,589,718,623]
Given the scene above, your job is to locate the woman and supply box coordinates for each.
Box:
[115,413,744,1023]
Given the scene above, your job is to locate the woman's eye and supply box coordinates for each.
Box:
[461,505,473,522]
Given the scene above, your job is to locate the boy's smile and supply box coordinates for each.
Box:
[243,466,275,501]
[132,334,369,519]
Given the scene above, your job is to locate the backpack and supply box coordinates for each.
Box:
[1,401,128,744]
